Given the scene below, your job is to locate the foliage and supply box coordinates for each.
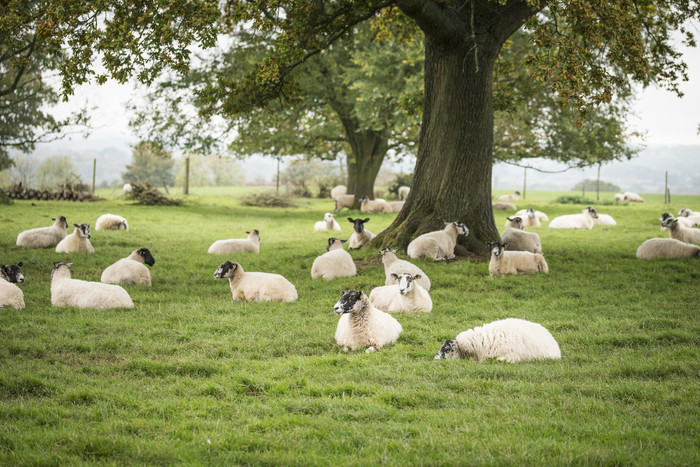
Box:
[126,182,182,206]
[123,142,176,187]
[35,155,79,189]
[387,173,413,196]
[174,154,246,187]
[571,179,621,193]
[0,191,12,204]
[281,158,342,198]
[554,195,614,205]
[240,191,296,208]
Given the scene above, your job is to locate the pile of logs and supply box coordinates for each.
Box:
[2,183,100,202]
[126,183,182,206]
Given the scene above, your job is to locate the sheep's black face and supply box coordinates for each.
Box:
[246,229,260,240]
[434,339,460,360]
[53,216,68,229]
[74,223,91,238]
[348,218,369,234]
[453,221,469,236]
[214,261,236,279]
[660,212,673,224]
[660,215,676,228]
[586,207,599,218]
[334,289,364,315]
[139,248,155,266]
[487,242,504,258]
[326,237,339,251]
[527,208,535,218]
[119,220,128,230]
[1,262,24,284]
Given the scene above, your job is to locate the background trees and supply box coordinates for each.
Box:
[122,142,175,187]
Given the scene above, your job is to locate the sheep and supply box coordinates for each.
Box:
[434,318,561,363]
[333,289,402,352]
[0,262,25,309]
[51,261,133,309]
[515,208,549,222]
[101,248,155,286]
[347,218,375,250]
[678,208,700,218]
[16,216,68,248]
[500,228,543,254]
[359,196,392,213]
[493,202,517,210]
[506,209,540,227]
[623,191,644,202]
[398,186,410,201]
[369,273,432,314]
[311,238,357,280]
[95,214,129,231]
[334,194,355,212]
[614,193,625,202]
[497,191,520,201]
[406,221,469,261]
[549,207,598,230]
[675,209,700,226]
[661,216,700,244]
[588,209,616,226]
[330,185,347,200]
[214,261,297,302]
[660,212,697,230]
[379,248,431,290]
[123,183,133,194]
[313,212,342,232]
[208,230,260,254]
[56,224,95,254]
[389,201,405,212]
[636,238,700,259]
[487,241,548,276]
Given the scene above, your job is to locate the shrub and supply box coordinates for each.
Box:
[241,191,296,208]
[126,183,182,206]
[387,173,413,197]
[555,195,615,205]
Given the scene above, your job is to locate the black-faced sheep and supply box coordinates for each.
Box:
[56,224,95,254]
[333,289,402,352]
[0,262,25,309]
[208,230,260,254]
[369,273,432,313]
[311,238,357,280]
[101,248,155,285]
[379,248,430,290]
[487,241,548,276]
[51,262,133,309]
[214,261,297,302]
[661,216,700,244]
[347,218,375,250]
[16,216,68,248]
[406,221,469,261]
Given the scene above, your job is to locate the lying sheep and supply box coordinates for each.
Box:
[661,216,700,244]
[636,238,700,259]
[311,238,357,280]
[369,273,432,314]
[660,212,697,230]
[123,183,133,194]
[549,207,597,230]
[487,241,548,276]
[330,185,347,200]
[614,193,625,202]
[500,227,543,254]
[0,262,25,309]
[517,209,540,227]
[380,248,431,291]
[678,208,700,218]
[497,191,520,201]
[434,318,561,363]
[313,212,342,232]
[101,248,155,285]
[333,289,402,352]
[586,208,616,225]
[359,196,392,213]
[389,201,405,212]
[515,208,549,222]
[334,194,355,212]
[16,216,68,248]
[56,224,94,254]
[214,261,297,302]
[623,191,644,202]
[51,262,133,309]
[398,186,410,201]
[407,221,469,261]
[348,218,375,250]
[493,202,517,210]
[95,214,128,231]
[208,230,260,254]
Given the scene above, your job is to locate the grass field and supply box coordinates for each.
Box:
[1,189,699,465]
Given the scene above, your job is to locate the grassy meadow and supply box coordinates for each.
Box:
[1,188,699,465]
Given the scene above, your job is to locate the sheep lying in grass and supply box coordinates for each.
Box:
[506,209,540,227]
[123,183,133,194]
[214,261,297,302]
[208,230,260,254]
[359,196,392,213]
[498,191,520,201]
[348,218,375,250]
[51,262,133,309]
[515,208,549,222]
[623,191,644,202]
[389,201,405,212]
[636,238,700,259]
[101,248,155,285]
[369,273,432,314]
[660,212,699,229]
[614,193,625,202]
[434,318,561,363]
[330,185,347,200]
[549,207,598,230]
[334,194,355,212]
[487,241,548,276]
[0,262,25,309]
[95,214,128,231]
[380,248,431,291]
[314,212,342,231]
[661,216,700,244]
[333,289,402,352]
[16,216,68,248]
[398,186,410,201]
[56,224,94,254]
[500,227,543,254]
[678,208,700,219]
[407,221,469,261]
[586,208,616,225]
[493,202,517,210]
[311,238,357,280]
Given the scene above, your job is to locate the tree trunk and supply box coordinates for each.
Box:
[342,124,389,209]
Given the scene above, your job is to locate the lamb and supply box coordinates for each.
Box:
[333,289,402,352]
[334,194,355,212]
[623,191,644,202]
[379,248,431,290]
[0,262,25,309]
[636,238,700,259]
[406,221,469,261]
[505,209,540,227]
[214,261,297,302]
[389,201,405,212]
[314,212,342,231]
[549,207,598,230]
[359,196,392,213]
[311,238,357,280]
[434,318,561,363]
[493,202,517,210]
[56,224,95,254]
[661,217,700,244]
[515,208,549,222]
[347,218,375,250]
[330,185,347,200]
[585,208,616,225]
[101,248,155,286]
[398,186,410,201]
[497,191,520,201]
[16,216,68,248]
[500,228,543,254]
[95,214,129,231]
[51,262,133,309]
[487,241,548,276]
[369,273,432,314]
[208,230,260,254]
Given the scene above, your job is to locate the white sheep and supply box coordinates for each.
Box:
[661,217,700,244]
[672,210,700,227]
[330,185,347,200]
[515,208,549,222]
[678,208,700,218]
[487,241,549,276]
[587,208,616,225]
[500,228,543,254]
[660,212,697,231]
[497,191,520,201]
[333,289,402,352]
[398,186,410,201]
[16,216,68,248]
[389,201,405,212]
[434,318,561,363]
[313,212,342,231]
[379,248,430,290]
[369,273,432,314]
[493,202,517,210]
[623,191,644,202]
[123,183,133,194]
[101,248,155,286]
[95,214,129,231]
[549,207,598,230]
[614,193,625,202]
[51,262,133,309]
[636,238,700,259]
[214,261,297,302]
[334,194,355,212]
[406,221,469,261]
[208,230,260,254]
[56,224,95,254]
[0,262,25,309]
[359,196,392,213]
[347,218,375,250]
[311,238,357,280]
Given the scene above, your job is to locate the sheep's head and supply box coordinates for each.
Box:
[660,212,674,224]
[392,273,421,295]
[74,223,91,239]
[585,207,599,218]
[434,339,460,360]
[1,262,24,284]
[326,237,346,251]
[486,241,506,258]
[334,289,365,316]
[323,212,335,223]
[358,196,368,204]
[446,221,469,236]
[52,216,68,229]
[527,208,536,218]
[348,218,370,233]
[246,230,260,241]
[137,248,155,266]
[379,248,398,256]
[660,215,677,229]
[506,217,523,229]
[119,219,128,230]
[678,208,691,218]
[214,261,239,280]
[51,261,72,279]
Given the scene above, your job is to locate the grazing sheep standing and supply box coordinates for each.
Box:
[636,238,700,259]
[493,202,517,210]
[500,227,543,254]
[311,238,357,280]
[16,216,68,248]
[314,213,342,231]
[379,248,431,291]
[0,262,25,309]
[56,224,94,254]
[51,262,133,309]
[214,261,298,302]
[330,185,347,200]
[359,196,392,213]
[487,241,548,276]
[95,214,129,231]
[208,230,260,254]
[549,207,598,230]
[661,217,700,244]
[369,273,432,314]
[101,248,155,285]
[434,318,561,363]
[515,208,549,222]
[333,289,402,352]
[398,186,410,201]
[497,191,520,201]
[406,221,469,261]
[334,194,355,212]
[347,218,375,250]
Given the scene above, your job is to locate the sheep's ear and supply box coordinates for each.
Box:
[74,223,79,228]
[0,265,8,275]
[17,262,23,267]
[363,218,370,223]
[391,273,399,280]
[65,263,73,268]
[52,217,56,221]
[414,274,422,280]
[507,217,513,221]
[348,218,354,222]
[340,239,347,243]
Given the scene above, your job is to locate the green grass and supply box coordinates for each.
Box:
[1,189,699,465]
